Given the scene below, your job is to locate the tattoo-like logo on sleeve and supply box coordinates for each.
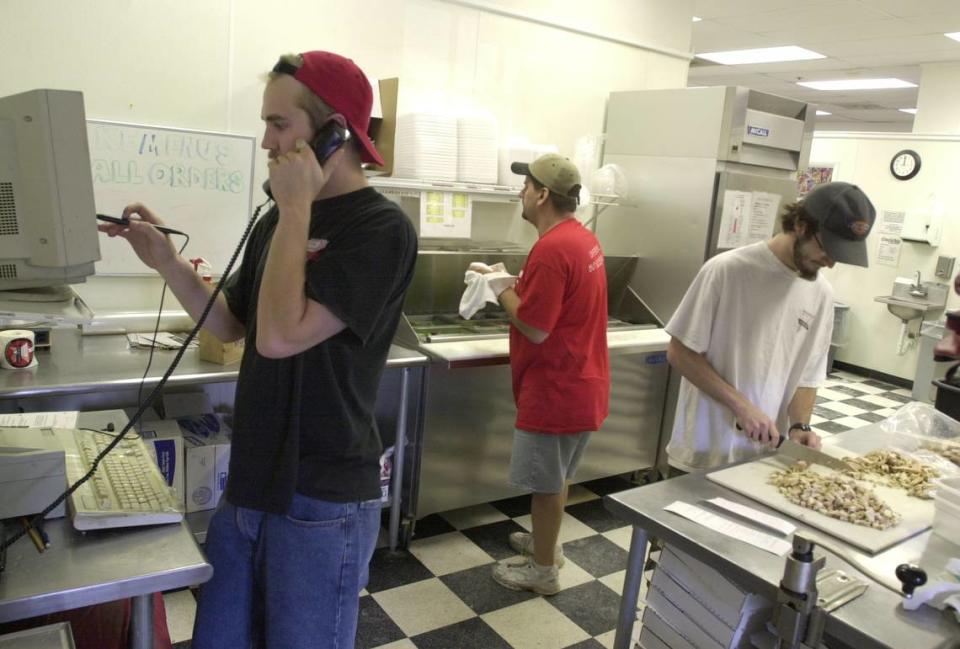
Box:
[306,238,329,261]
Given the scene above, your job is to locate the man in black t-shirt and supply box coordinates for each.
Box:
[99,51,417,649]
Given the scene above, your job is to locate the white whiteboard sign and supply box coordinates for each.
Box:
[86,120,256,276]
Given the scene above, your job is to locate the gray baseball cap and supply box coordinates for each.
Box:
[803,182,876,267]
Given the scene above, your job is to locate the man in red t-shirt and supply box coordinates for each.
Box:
[480,154,609,595]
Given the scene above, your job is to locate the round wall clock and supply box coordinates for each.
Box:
[890,149,921,180]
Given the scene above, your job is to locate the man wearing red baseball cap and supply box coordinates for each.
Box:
[100,51,417,648]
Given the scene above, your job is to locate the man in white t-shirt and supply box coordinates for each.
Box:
[665,182,876,472]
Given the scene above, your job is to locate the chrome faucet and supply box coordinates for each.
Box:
[910,270,928,298]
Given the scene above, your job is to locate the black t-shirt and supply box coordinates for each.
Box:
[221,186,417,512]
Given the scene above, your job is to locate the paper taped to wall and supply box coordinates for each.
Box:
[717,190,782,250]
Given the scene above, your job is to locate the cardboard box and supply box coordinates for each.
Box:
[126,405,185,507]
[138,419,185,506]
[198,329,244,365]
[367,77,398,175]
[179,414,232,513]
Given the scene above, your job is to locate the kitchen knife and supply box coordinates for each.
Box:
[775,437,853,472]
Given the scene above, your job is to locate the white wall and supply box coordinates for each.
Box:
[812,132,960,381]
[0,0,692,314]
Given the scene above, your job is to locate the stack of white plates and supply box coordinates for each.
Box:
[394,113,458,182]
[457,116,498,184]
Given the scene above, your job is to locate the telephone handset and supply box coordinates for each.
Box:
[262,121,351,199]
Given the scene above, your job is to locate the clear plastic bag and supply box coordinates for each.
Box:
[875,402,960,479]
[880,401,960,441]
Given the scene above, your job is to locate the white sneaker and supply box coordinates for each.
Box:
[508,531,565,567]
[492,557,560,595]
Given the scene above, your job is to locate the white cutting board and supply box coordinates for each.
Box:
[707,443,935,554]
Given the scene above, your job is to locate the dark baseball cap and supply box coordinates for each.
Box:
[274,51,384,166]
[804,182,876,267]
[511,154,581,201]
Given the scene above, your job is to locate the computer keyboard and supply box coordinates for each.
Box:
[64,428,183,531]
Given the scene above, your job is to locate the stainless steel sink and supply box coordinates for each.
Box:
[876,278,949,323]
[874,295,945,323]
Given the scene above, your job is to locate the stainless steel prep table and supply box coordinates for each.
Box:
[605,469,960,649]
[0,328,430,549]
[0,328,428,408]
[0,411,212,649]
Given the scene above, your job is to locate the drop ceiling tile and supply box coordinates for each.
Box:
[757,19,916,45]
[691,21,777,51]
[693,0,807,20]
[857,0,960,19]
[818,33,960,58]
[711,1,890,33]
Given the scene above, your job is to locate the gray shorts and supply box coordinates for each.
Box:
[508,428,593,494]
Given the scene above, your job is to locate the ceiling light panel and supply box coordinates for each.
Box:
[796,78,917,90]
[696,46,825,65]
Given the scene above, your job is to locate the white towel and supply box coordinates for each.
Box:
[459,262,517,319]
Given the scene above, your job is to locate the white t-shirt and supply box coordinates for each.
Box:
[665,241,834,472]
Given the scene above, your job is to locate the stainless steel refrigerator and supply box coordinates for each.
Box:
[601,86,815,324]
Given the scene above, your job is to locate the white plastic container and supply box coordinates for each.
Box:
[935,475,960,508]
[932,496,960,542]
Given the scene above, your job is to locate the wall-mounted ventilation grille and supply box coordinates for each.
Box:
[0,264,18,279]
[0,182,20,236]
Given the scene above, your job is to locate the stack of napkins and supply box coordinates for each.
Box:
[638,546,771,649]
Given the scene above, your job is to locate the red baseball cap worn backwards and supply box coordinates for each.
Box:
[284,50,384,166]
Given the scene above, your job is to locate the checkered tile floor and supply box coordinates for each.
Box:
[356,474,640,649]
[810,370,913,437]
[165,370,915,649]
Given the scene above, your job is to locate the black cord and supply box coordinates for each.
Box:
[78,426,141,440]
[0,521,6,574]
[0,198,270,555]
[138,235,190,412]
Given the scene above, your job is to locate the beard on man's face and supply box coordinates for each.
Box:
[793,237,821,281]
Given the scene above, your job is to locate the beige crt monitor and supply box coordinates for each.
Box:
[0,89,100,296]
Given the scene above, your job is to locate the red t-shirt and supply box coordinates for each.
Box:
[511,218,610,433]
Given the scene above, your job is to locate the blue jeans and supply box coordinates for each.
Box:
[192,493,381,649]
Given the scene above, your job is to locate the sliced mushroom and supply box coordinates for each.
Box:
[841,450,939,499]
[770,462,900,530]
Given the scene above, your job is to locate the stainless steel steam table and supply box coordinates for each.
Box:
[0,411,212,649]
[605,470,960,649]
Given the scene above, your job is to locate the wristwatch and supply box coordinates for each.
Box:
[788,423,812,434]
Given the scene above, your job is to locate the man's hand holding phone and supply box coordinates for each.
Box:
[268,137,345,213]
